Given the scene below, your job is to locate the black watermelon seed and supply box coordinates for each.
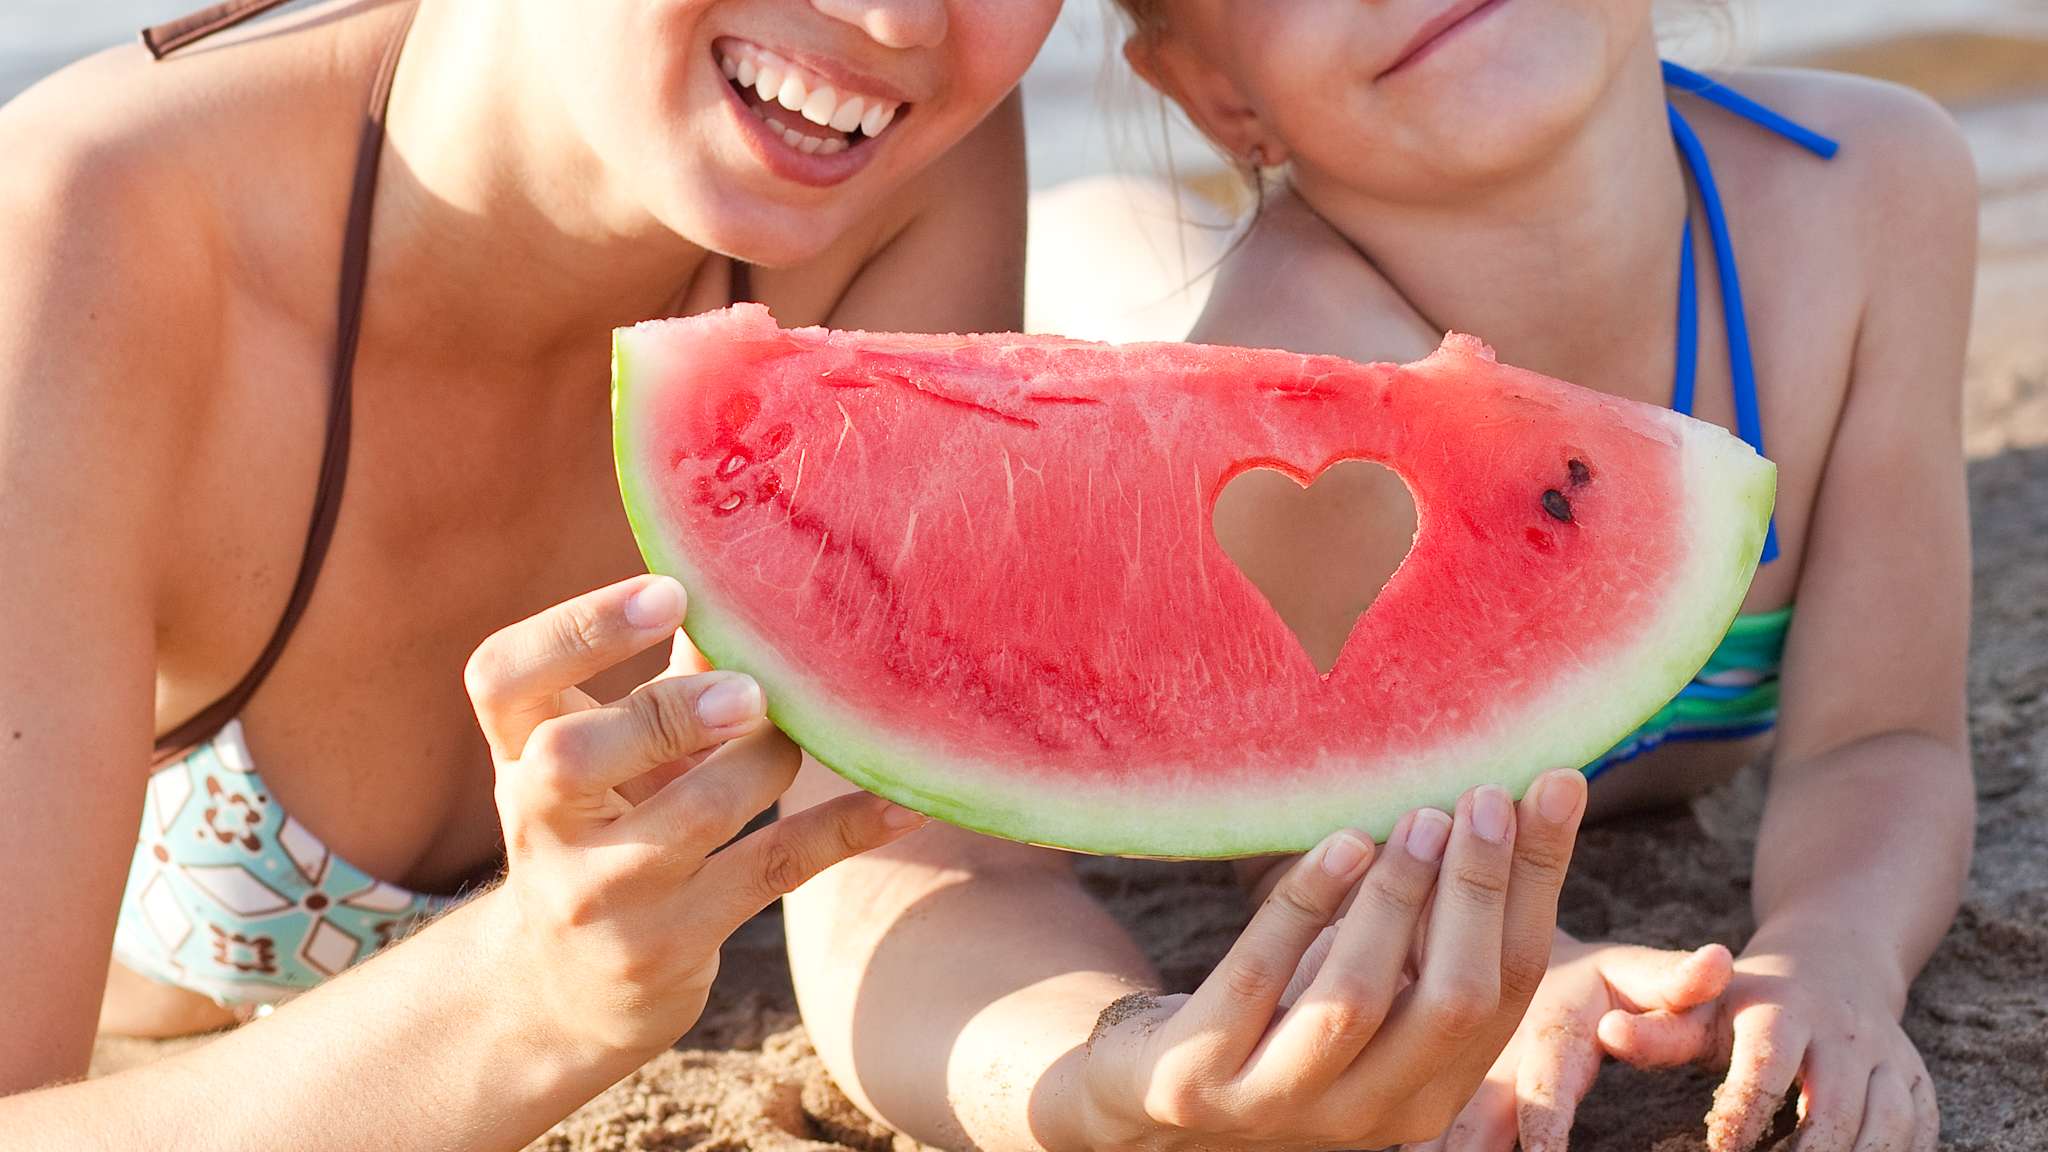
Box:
[1567,458,1591,486]
[1542,489,1574,523]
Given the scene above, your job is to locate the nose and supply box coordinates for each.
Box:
[809,0,948,49]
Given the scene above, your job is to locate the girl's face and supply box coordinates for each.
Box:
[1134,0,1654,202]
[537,0,1061,265]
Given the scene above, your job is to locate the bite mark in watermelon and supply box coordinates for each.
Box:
[613,305,1774,858]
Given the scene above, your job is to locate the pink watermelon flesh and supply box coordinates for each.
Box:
[614,304,1774,857]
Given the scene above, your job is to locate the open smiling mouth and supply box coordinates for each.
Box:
[717,39,908,159]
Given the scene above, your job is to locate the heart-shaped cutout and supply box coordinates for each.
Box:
[1212,459,1419,675]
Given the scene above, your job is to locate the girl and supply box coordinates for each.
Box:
[0,0,1054,1143]
[779,2,1976,1151]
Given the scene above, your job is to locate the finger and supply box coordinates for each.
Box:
[1791,1047,1868,1152]
[1358,789,1517,1090]
[1845,1064,1914,1152]
[1904,1056,1938,1152]
[466,575,687,758]
[609,725,806,857]
[1163,825,1378,1080]
[1494,771,1588,1023]
[693,789,928,935]
[617,668,766,806]
[1443,1069,1519,1152]
[1516,1013,1604,1152]
[1396,771,1591,1138]
[1603,943,1735,1013]
[1351,772,1585,1108]
[1598,1001,1719,1068]
[514,671,766,832]
[1706,1006,1810,1152]
[1247,809,1448,1092]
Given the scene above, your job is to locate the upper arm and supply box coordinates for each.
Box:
[1773,85,1977,763]
[0,115,220,1089]
[824,91,1029,336]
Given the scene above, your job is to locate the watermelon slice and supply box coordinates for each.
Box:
[613,305,1774,858]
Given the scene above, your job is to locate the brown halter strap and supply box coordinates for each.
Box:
[147,1,416,766]
[141,0,303,59]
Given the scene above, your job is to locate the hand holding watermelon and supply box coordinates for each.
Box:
[1060,773,1587,1151]
[462,575,927,1059]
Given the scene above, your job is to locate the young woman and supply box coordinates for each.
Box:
[0,0,1063,1144]
[779,2,1977,1151]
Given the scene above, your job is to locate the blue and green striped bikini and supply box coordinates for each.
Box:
[1580,64,1836,779]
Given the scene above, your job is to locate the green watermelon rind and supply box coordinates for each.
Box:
[613,329,1777,858]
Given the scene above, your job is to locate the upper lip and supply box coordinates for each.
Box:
[1379,0,1496,78]
[716,36,921,106]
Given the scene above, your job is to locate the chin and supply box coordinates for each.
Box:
[655,202,849,269]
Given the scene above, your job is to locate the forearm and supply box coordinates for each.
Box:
[1750,731,1974,1006]
[786,829,1157,1152]
[0,889,636,1151]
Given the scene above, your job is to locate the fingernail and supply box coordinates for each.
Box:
[881,803,928,832]
[1405,808,1452,862]
[696,676,762,728]
[625,577,684,629]
[1473,786,1512,843]
[1537,769,1585,824]
[1320,831,1370,878]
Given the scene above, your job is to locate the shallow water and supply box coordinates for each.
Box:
[6,1,2044,187]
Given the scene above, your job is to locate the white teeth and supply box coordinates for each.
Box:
[763,115,810,152]
[828,95,866,133]
[723,43,905,152]
[800,85,838,127]
[754,59,783,103]
[776,73,809,113]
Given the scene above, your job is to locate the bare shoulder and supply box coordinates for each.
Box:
[0,47,227,402]
[0,3,393,407]
[1194,187,1439,364]
[1712,68,1977,234]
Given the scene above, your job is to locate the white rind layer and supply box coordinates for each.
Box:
[615,329,1776,857]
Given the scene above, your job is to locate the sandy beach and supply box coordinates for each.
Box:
[59,3,2048,1150]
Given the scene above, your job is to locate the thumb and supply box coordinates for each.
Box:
[1600,943,1733,1013]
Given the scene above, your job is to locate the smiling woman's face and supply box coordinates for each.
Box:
[535,0,1061,265]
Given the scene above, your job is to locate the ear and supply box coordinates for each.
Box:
[1123,33,1289,168]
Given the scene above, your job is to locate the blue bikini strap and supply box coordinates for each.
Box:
[1662,62,1838,565]
[1662,62,1840,161]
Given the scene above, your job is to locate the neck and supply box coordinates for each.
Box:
[1291,39,1686,396]
[374,0,712,364]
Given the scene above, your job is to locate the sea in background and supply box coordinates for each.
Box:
[6,0,2045,188]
